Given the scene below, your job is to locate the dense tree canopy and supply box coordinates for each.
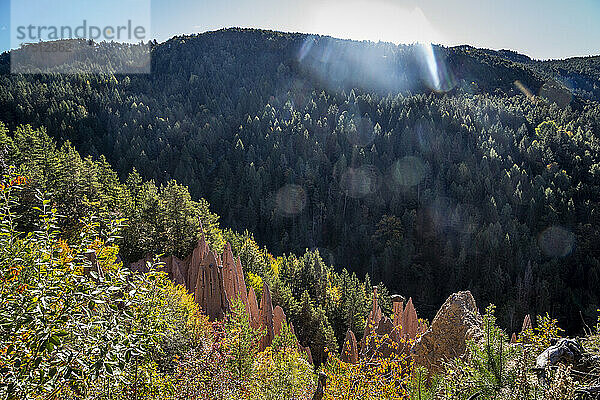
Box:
[1,28,599,334]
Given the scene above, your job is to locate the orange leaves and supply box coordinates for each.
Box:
[55,239,74,265]
[0,175,27,191]
[324,329,413,400]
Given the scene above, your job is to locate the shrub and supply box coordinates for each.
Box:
[0,174,207,399]
[323,329,413,400]
[223,298,261,383]
[249,334,315,400]
[423,304,543,400]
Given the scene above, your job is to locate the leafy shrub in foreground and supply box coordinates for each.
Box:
[0,174,206,399]
[323,329,413,400]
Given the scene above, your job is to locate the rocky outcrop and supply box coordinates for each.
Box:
[165,255,187,286]
[129,223,306,330]
[360,287,383,351]
[194,250,229,321]
[341,330,359,364]
[126,224,313,364]
[273,306,287,337]
[413,291,482,373]
[402,298,424,340]
[357,288,425,359]
[186,229,210,295]
[248,286,260,330]
[391,296,425,344]
[130,224,239,321]
[522,314,533,332]
[222,243,249,310]
[516,314,533,343]
[258,282,275,351]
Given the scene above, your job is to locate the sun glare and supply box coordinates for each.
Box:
[308,1,443,45]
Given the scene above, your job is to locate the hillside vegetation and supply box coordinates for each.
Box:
[2,29,600,332]
[1,121,599,400]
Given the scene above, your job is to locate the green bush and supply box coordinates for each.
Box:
[422,305,542,400]
[0,173,206,399]
[249,323,315,400]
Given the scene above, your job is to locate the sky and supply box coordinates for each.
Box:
[1,0,599,60]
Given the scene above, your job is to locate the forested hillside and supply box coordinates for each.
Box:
[0,121,389,367]
[1,28,600,333]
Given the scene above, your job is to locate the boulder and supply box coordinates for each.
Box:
[534,338,600,385]
[413,291,482,373]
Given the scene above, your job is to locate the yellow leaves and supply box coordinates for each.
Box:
[269,255,283,276]
[247,272,263,295]
[324,330,413,400]
[85,238,121,273]
[327,284,342,306]
[249,345,315,400]
[55,239,74,268]
[0,175,27,191]
[519,313,563,353]
[2,265,22,284]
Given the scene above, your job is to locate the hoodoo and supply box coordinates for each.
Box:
[130,223,310,359]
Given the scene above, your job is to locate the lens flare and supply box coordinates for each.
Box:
[298,36,316,62]
[514,80,535,101]
[389,156,427,189]
[341,165,380,198]
[275,185,307,216]
[538,226,575,258]
[420,43,456,92]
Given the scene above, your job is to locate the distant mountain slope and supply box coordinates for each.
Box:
[1,28,599,332]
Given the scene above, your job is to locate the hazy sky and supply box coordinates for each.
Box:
[1,0,599,59]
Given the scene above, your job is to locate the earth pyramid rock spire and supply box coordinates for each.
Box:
[361,286,383,350]
[273,306,287,337]
[130,221,312,362]
[402,297,420,340]
[413,290,483,374]
[341,329,359,364]
[247,286,260,330]
[522,314,533,333]
[258,282,275,351]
